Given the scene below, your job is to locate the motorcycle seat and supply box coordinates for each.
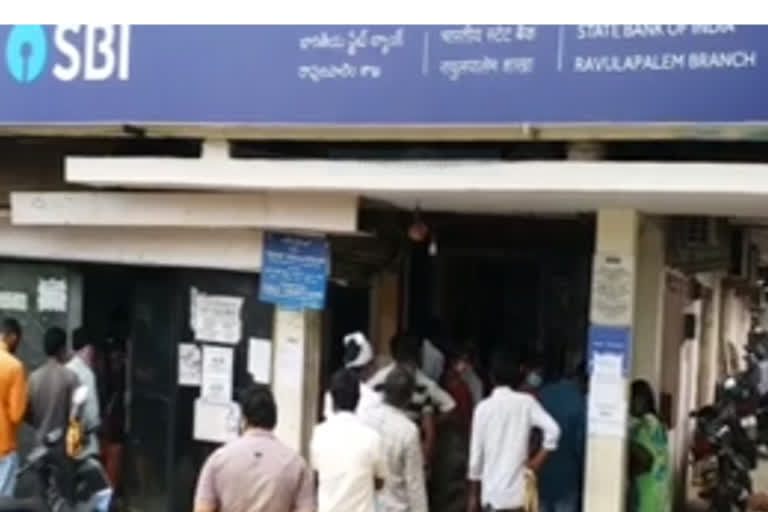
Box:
[0,497,45,511]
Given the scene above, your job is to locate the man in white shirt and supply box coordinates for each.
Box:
[467,351,561,512]
[422,337,445,384]
[312,369,387,512]
[361,365,428,512]
[66,326,101,460]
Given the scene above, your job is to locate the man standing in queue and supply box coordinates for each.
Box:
[27,327,79,441]
[312,368,386,512]
[467,350,560,512]
[0,318,27,497]
[194,383,315,512]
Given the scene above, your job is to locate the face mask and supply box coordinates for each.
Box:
[526,372,542,389]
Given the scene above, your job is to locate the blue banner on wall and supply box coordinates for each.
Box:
[259,232,329,311]
[1,25,767,125]
[588,325,631,377]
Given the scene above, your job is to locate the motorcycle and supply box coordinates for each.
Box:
[690,341,766,512]
[0,385,112,512]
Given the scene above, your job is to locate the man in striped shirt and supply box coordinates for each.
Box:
[367,333,455,467]
[361,366,428,512]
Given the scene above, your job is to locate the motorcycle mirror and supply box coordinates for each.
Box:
[73,385,89,406]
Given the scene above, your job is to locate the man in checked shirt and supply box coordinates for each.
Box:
[367,332,456,469]
[361,365,428,512]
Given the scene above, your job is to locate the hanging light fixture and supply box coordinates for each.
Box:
[407,208,429,243]
[428,232,438,257]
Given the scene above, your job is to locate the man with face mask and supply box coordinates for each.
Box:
[537,365,586,512]
[520,353,545,395]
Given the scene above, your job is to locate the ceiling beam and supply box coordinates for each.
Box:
[11,191,359,233]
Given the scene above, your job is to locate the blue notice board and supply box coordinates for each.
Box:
[588,325,631,377]
[259,232,330,311]
[2,25,768,125]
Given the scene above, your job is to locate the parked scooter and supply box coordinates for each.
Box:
[0,385,112,512]
[690,380,757,511]
[690,338,767,512]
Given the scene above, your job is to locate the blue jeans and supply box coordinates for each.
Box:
[0,451,18,497]
[540,492,580,512]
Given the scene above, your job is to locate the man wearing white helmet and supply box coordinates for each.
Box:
[323,332,381,419]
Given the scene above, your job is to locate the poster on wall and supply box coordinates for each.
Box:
[248,338,272,384]
[190,288,244,344]
[0,291,28,312]
[201,345,234,403]
[37,278,67,313]
[588,351,628,438]
[178,343,202,387]
[259,232,330,311]
[193,399,241,444]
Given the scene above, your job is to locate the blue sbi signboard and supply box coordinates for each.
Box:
[1,24,766,125]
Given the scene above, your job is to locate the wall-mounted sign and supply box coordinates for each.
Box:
[1,25,766,125]
[259,232,329,311]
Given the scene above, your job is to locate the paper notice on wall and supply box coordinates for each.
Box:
[593,353,622,378]
[178,343,202,386]
[248,338,272,384]
[588,370,627,438]
[190,288,243,344]
[590,253,634,326]
[193,399,241,444]
[588,397,628,438]
[37,278,67,313]
[275,337,303,394]
[0,291,28,312]
[201,345,234,403]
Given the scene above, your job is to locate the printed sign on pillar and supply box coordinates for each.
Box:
[588,252,635,374]
[587,252,635,439]
[588,325,632,377]
[590,253,635,327]
[587,326,631,437]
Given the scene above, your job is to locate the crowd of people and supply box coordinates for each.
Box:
[0,316,128,502]
[0,314,675,512]
[0,317,108,497]
[195,329,617,512]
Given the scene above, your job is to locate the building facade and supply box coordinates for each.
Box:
[0,24,767,512]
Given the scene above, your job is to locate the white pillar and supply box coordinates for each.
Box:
[271,307,321,455]
[583,209,638,512]
[632,216,666,391]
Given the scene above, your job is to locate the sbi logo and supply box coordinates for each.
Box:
[5,25,131,84]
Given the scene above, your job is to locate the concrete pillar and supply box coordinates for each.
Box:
[271,307,321,455]
[583,209,639,512]
[632,216,666,391]
[697,275,722,406]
